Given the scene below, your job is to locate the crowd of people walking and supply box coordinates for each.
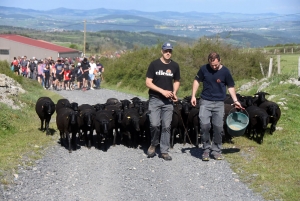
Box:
[10,56,104,91]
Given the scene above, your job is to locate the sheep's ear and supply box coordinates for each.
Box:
[42,106,43,108]
[66,116,69,119]
[254,115,257,117]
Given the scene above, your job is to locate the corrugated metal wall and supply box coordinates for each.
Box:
[0,38,81,62]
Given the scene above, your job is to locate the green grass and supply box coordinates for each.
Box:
[0,64,62,184]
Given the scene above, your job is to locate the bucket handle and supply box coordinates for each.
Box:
[228,107,249,117]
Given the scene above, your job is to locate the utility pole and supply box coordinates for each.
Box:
[83,20,86,57]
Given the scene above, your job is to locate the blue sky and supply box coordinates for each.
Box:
[0,0,299,14]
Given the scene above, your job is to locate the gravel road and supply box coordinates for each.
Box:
[1,88,265,201]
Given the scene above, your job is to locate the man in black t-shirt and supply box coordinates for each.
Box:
[80,58,90,91]
[145,42,181,161]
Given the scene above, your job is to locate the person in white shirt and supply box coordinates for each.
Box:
[88,58,97,90]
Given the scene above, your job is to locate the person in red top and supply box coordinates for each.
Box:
[12,57,19,75]
[63,64,71,90]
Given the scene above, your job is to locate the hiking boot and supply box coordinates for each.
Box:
[147,145,156,157]
[161,153,172,161]
[202,152,210,161]
[212,153,224,160]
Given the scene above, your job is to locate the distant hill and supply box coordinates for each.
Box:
[0,6,299,47]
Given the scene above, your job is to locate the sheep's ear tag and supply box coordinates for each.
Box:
[66,116,69,119]
[127,116,131,119]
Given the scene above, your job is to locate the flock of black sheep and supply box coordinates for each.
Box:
[35,91,281,153]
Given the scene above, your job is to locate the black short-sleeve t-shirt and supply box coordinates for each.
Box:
[195,64,235,101]
[146,58,180,100]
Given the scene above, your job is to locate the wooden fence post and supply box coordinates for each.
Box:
[268,57,273,78]
[260,62,265,77]
[277,55,281,74]
[298,56,300,81]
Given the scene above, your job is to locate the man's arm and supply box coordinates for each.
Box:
[191,79,200,106]
[172,80,180,101]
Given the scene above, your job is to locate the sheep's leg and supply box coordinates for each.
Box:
[87,129,92,149]
[127,132,132,148]
[270,122,276,134]
[194,126,199,148]
[170,129,175,148]
[40,119,44,131]
[72,132,77,151]
[97,133,102,150]
[183,129,187,146]
[66,131,72,153]
[113,131,117,146]
[60,131,64,146]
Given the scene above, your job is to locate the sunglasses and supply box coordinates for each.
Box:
[163,49,172,53]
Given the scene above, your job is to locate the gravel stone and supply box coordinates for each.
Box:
[1,88,265,201]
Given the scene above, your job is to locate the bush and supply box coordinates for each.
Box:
[94,39,270,97]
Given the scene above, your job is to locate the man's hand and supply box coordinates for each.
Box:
[233,101,244,110]
[191,96,197,107]
[161,90,174,99]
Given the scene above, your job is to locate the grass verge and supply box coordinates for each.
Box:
[0,77,62,185]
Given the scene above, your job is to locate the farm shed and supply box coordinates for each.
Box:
[0,34,82,62]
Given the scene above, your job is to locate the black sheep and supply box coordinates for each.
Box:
[56,99,79,113]
[56,98,71,113]
[170,101,184,148]
[246,105,270,144]
[35,97,55,135]
[181,96,200,146]
[253,91,270,106]
[56,107,79,152]
[133,100,151,145]
[94,110,116,151]
[78,105,96,149]
[119,108,141,148]
[259,101,281,134]
[223,103,235,143]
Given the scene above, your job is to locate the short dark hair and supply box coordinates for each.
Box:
[208,52,220,62]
